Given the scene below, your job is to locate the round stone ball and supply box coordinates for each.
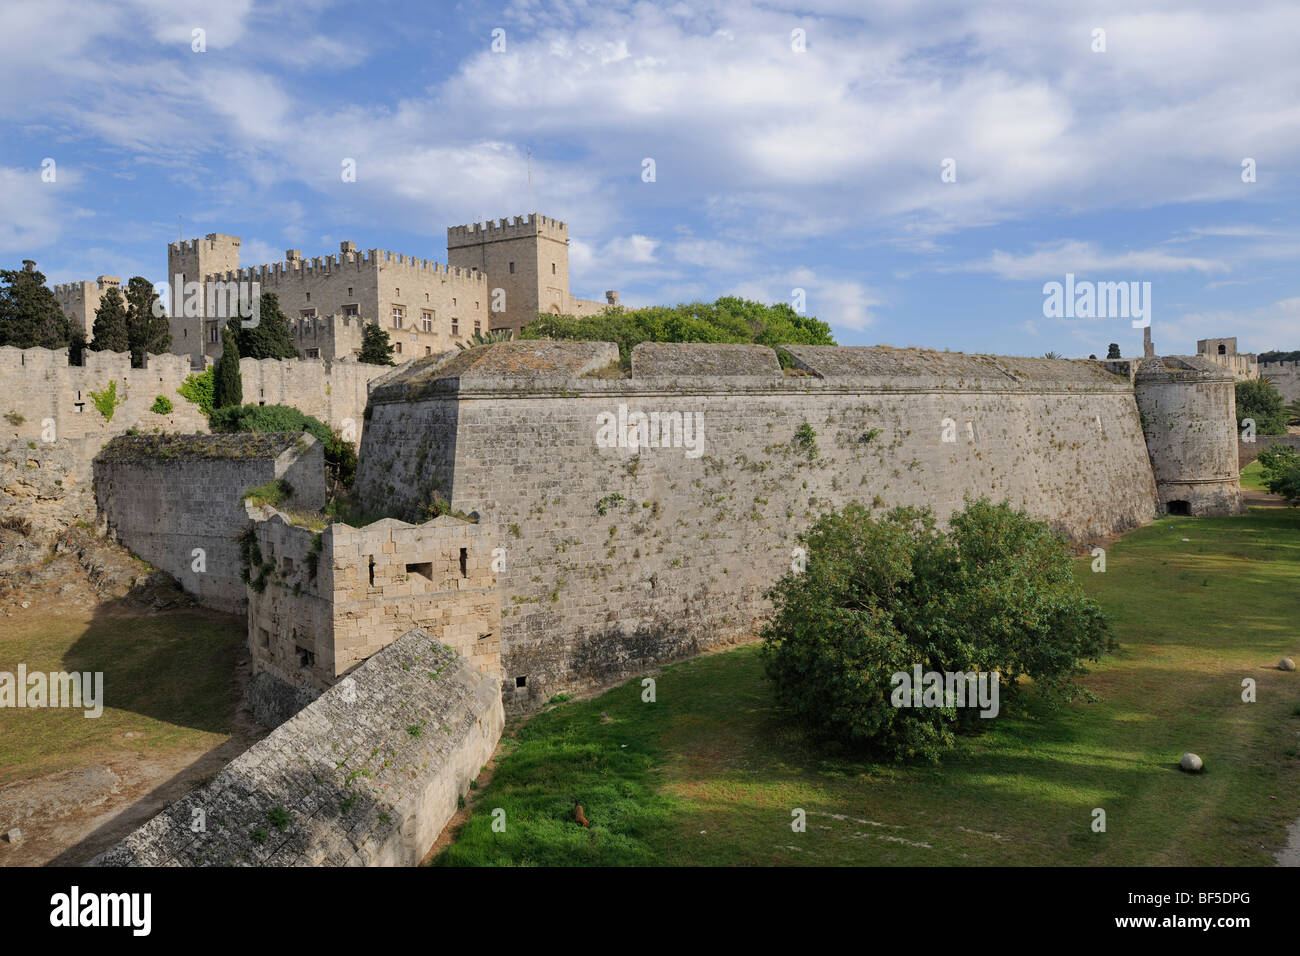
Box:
[1180,752,1204,773]
[1279,658,1296,671]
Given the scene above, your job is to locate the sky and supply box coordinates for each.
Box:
[2,0,1298,358]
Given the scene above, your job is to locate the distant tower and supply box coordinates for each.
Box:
[1134,355,1244,517]
[1143,326,1154,358]
[446,215,571,335]
[167,233,241,363]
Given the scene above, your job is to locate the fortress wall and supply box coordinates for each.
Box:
[95,628,504,867]
[1260,361,1300,404]
[245,510,499,696]
[357,344,1159,708]
[1239,433,1300,467]
[93,434,325,613]
[239,357,394,444]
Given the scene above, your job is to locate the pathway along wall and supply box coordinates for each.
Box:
[355,342,1161,710]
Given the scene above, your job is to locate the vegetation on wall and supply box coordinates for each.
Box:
[88,380,125,421]
[149,395,173,415]
[178,367,215,417]
[211,403,356,489]
[521,296,836,367]
[760,499,1112,762]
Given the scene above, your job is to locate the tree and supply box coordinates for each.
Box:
[213,326,243,409]
[1256,444,1300,505]
[124,276,170,367]
[1106,343,1121,359]
[0,266,70,350]
[1235,378,1288,435]
[236,292,299,359]
[521,296,837,368]
[90,285,129,353]
[359,321,395,365]
[760,499,1112,762]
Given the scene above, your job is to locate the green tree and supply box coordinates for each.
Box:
[760,499,1112,762]
[236,292,299,359]
[1106,343,1121,359]
[90,285,129,353]
[1235,378,1288,435]
[1256,444,1300,505]
[359,321,395,365]
[521,296,836,368]
[213,326,243,409]
[0,265,71,350]
[124,276,171,367]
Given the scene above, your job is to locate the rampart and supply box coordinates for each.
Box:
[93,433,326,613]
[1260,360,1300,404]
[95,627,504,866]
[356,341,1165,708]
[245,508,498,697]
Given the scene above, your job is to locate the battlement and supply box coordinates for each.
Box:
[1260,359,1300,369]
[207,249,486,285]
[53,276,120,297]
[169,233,241,253]
[446,213,568,247]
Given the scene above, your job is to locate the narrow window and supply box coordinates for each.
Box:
[515,675,527,688]
[459,548,468,577]
[552,262,556,275]
[368,554,375,586]
[508,261,515,274]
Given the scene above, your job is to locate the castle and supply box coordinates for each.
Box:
[160,215,616,364]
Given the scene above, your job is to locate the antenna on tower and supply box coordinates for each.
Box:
[527,147,534,215]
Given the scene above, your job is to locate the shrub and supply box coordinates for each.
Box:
[178,367,215,418]
[210,403,356,489]
[760,498,1113,762]
[1256,443,1300,505]
[88,381,124,421]
[150,395,173,415]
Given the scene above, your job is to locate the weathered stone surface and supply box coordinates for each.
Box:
[95,628,503,866]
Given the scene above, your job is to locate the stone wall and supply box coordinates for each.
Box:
[1260,360,1300,405]
[95,628,504,866]
[238,356,397,444]
[93,433,326,613]
[356,341,1162,709]
[245,509,498,693]
[1239,433,1300,467]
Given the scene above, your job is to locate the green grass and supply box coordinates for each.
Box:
[1240,459,1268,492]
[436,507,1300,866]
[0,609,245,785]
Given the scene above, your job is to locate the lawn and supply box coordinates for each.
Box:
[0,608,246,786]
[1240,459,1267,492]
[435,506,1300,866]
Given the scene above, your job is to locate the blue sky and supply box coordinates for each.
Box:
[2,0,1298,358]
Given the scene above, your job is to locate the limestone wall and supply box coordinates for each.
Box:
[356,342,1161,709]
[245,510,498,693]
[93,433,326,613]
[1239,433,1300,467]
[95,628,504,866]
[1260,360,1300,405]
[238,356,396,443]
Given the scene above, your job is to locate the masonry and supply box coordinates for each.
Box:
[353,341,1232,709]
[95,627,503,867]
[93,433,326,613]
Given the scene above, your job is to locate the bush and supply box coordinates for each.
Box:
[177,368,214,417]
[760,499,1113,762]
[150,395,173,415]
[1256,443,1300,505]
[211,403,356,489]
[1236,378,1288,435]
[88,381,123,421]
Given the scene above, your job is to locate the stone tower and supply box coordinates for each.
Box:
[167,233,241,363]
[446,215,571,335]
[1134,355,1244,517]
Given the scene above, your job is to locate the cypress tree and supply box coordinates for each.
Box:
[237,292,298,359]
[90,285,129,352]
[213,325,243,409]
[359,321,396,365]
[124,276,171,367]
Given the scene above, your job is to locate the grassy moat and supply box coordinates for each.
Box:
[435,505,1300,866]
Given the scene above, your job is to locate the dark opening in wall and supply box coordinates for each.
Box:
[515,675,527,688]
[459,548,468,577]
[296,646,315,669]
[259,628,270,648]
[368,554,375,586]
[1167,500,1191,516]
[406,561,433,581]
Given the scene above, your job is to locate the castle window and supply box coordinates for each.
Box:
[392,306,404,329]
[305,292,310,301]
[259,628,270,648]
[406,562,433,582]
[296,646,315,670]
[368,555,375,586]
[347,287,353,297]
[395,341,402,354]
[515,675,527,689]
[306,348,320,358]
[425,346,431,355]
[451,318,459,336]
[552,262,556,275]
[459,548,468,577]
[422,311,433,332]
[474,320,481,335]
[1218,344,1226,355]
[452,297,457,306]
[509,261,515,274]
